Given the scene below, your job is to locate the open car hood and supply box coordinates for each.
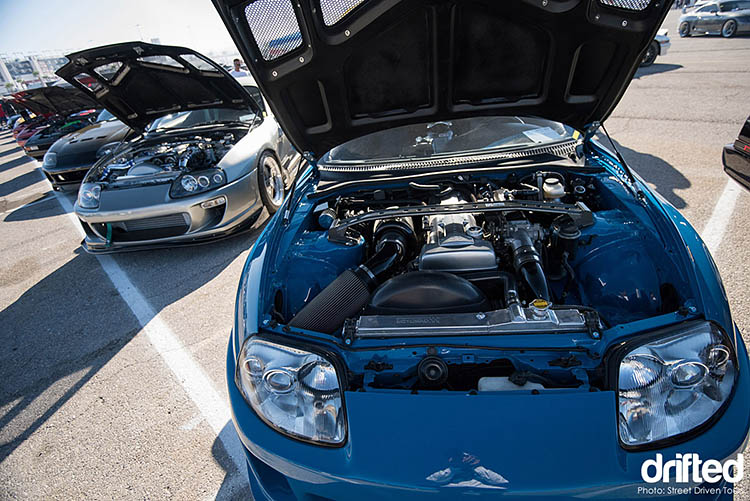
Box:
[12,85,97,117]
[212,0,671,159]
[56,42,259,131]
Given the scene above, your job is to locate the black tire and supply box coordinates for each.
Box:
[721,19,737,38]
[640,42,659,67]
[257,151,286,214]
[679,21,691,37]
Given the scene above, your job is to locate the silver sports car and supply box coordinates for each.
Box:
[56,42,300,253]
[679,0,750,37]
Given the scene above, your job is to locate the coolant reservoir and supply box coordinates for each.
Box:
[478,377,545,392]
[543,178,565,201]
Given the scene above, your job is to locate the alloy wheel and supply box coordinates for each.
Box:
[262,155,285,207]
[722,20,737,38]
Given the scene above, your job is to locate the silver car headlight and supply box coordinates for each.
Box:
[77,183,102,209]
[235,337,347,445]
[42,152,57,168]
[618,321,736,447]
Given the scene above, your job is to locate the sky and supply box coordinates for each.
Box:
[0,0,240,57]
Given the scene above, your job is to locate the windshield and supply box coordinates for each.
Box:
[96,109,116,122]
[146,107,256,132]
[321,116,577,164]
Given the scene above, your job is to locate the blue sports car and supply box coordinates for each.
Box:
[213,0,750,498]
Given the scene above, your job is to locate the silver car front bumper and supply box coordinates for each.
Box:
[76,169,263,253]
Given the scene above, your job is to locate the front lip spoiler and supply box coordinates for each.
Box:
[80,209,262,254]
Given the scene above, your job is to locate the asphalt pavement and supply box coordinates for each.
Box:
[1,9,749,500]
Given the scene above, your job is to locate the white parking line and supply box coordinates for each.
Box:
[701,178,743,254]
[37,167,247,499]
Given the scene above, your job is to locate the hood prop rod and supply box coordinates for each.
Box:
[282,154,315,226]
[586,122,642,198]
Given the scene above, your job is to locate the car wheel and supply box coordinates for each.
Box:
[640,42,659,67]
[721,19,737,38]
[257,151,285,214]
[679,21,691,37]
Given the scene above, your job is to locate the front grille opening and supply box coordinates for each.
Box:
[244,0,303,61]
[52,170,87,184]
[93,213,190,242]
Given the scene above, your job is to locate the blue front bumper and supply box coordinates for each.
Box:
[227,328,750,500]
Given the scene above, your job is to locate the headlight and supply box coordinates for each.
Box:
[170,169,226,198]
[42,152,57,168]
[618,322,736,447]
[78,183,102,209]
[235,337,347,445]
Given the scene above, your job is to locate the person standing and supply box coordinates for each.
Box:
[230,58,248,78]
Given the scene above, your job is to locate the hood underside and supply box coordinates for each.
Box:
[12,86,97,117]
[212,0,671,158]
[56,42,259,131]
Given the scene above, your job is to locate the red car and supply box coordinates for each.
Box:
[12,114,50,139]
[11,86,97,146]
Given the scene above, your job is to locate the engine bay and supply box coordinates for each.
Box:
[265,168,690,393]
[89,130,240,188]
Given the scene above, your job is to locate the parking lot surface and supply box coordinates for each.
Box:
[1,9,749,500]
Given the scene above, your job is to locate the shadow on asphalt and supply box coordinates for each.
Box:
[213,423,253,500]
[1,192,58,218]
[0,169,43,198]
[0,154,34,176]
[0,184,267,470]
[0,148,20,160]
[609,138,691,209]
[0,247,143,462]
[633,63,682,79]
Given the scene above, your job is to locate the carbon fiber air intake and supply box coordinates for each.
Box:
[289,222,415,334]
[288,268,373,334]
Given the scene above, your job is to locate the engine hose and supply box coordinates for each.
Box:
[509,228,550,302]
[289,235,407,334]
[520,264,550,302]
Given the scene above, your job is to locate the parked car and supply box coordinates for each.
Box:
[5,114,23,130]
[723,115,750,189]
[679,0,750,37]
[213,0,750,498]
[12,85,97,146]
[41,109,134,191]
[12,114,49,141]
[15,122,49,147]
[56,42,300,253]
[640,29,671,66]
[23,109,98,159]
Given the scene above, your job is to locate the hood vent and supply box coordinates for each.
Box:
[599,0,651,10]
[244,0,303,61]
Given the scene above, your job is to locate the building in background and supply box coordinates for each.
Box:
[0,55,68,95]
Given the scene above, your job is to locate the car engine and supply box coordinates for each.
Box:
[286,172,604,335]
[89,131,238,187]
[267,169,687,392]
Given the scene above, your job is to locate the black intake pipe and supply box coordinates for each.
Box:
[289,231,409,334]
[509,228,550,302]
